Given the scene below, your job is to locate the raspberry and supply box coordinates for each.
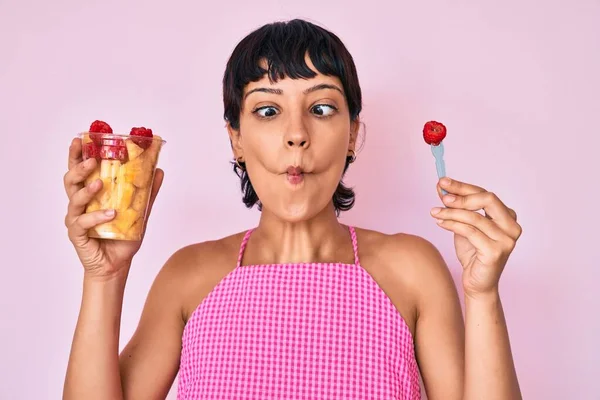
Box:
[98,136,128,162]
[423,121,447,146]
[89,120,113,145]
[100,144,128,162]
[129,127,154,149]
[82,142,101,160]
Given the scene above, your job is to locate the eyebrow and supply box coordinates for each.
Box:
[303,83,344,95]
[244,83,344,100]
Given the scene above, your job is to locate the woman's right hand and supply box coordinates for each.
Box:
[63,137,164,280]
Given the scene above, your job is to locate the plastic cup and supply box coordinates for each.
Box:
[79,132,166,241]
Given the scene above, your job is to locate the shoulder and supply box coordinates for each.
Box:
[163,231,245,270]
[354,226,447,273]
[353,227,458,312]
[150,230,249,320]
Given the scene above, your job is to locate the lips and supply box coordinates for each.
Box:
[287,166,303,175]
[286,166,304,185]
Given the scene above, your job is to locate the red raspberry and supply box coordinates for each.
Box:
[100,144,128,162]
[423,121,447,146]
[89,120,113,145]
[129,127,153,149]
[82,142,101,160]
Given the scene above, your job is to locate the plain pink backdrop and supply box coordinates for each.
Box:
[1,0,598,399]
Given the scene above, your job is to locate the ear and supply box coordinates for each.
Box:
[349,117,360,152]
[227,122,243,160]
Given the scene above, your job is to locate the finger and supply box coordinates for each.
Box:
[435,219,496,255]
[507,207,517,221]
[440,192,522,240]
[65,178,104,226]
[438,177,486,197]
[431,207,506,241]
[68,137,83,170]
[68,209,116,240]
[63,158,98,198]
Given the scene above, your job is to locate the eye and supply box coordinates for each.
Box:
[253,106,279,118]
[311,104,338,117]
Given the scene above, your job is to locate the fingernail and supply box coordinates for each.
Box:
[436,219,444,224]
[440,177,451,186]
[444,195,456,203]
[431,207,442,215]
[104,209,115,217]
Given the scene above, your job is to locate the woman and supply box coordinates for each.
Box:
[63,19,522,400]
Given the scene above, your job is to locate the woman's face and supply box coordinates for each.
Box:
[229,59,358,222]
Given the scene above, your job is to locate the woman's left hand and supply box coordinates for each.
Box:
[430,177,522,299]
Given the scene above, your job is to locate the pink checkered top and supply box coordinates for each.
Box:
[177,226,421,399]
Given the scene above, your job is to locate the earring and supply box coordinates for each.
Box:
[235,156,246,171]
[347,150,356,164]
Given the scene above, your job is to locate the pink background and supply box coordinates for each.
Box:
[1,0,598,398]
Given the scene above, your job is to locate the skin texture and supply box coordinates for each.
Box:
[62,60,522,399]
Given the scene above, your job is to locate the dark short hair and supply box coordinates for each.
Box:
[223,19,363,215]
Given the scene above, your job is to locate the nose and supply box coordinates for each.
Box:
[283,118,310,149]
[286,136,309,148]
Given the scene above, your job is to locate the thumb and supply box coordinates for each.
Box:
[436,182,446,202]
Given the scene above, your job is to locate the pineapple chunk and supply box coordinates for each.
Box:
[117,182,135,210]
[116,164,136,210]
[97,178,114,208]
[113,208,140,233]
[98,160,121,209]
[132,188,150,212]
[125,139,145,161]
[100,160,120,180]
[86,198,102,213]
[122,157,152,188]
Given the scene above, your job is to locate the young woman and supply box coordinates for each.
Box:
[63,19,522,400]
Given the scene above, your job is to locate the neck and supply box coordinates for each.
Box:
[252,203,353,264]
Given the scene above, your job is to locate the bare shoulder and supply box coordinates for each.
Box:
[354,227,449,279]
[162,231,244,273]
[154,230,248,322]
[353,227,459,330]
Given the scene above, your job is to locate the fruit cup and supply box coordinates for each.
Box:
[79,131,166,241]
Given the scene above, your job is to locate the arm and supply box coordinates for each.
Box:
[63,269,130,400]
[396,235,465,400]
[430,176,523,399]
[406,236,521,400]
[464,291,521,400]
[118,248,189,399]
[63,248,192,400]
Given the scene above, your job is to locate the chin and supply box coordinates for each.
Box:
[264,199,325,223]
[256,176,338,222]
[276,203,314,222]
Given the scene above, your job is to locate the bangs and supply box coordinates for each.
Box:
[223,19,361,129]
[237,26,344,84]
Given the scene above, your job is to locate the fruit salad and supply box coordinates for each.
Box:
[80,120,165,241]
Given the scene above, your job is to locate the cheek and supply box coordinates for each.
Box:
[246,137,281,172]
[239,123,281,168]
[312,125,350,170]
